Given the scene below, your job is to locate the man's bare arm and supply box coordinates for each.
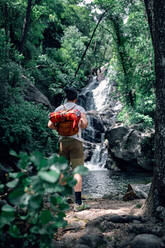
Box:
[48,120,57,130]
[79,113,88,129]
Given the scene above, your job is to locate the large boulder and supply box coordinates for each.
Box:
[105,124,154,171]
[22,75,53,110]
[123,183,151,201]
[130,234,162,248]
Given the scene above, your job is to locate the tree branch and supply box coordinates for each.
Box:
[75,9,109,77]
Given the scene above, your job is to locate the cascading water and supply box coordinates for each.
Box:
[79,69,112,170]
[85,144,108,170]
[92,74,111,112]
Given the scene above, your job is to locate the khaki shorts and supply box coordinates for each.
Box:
[59,138,84,169]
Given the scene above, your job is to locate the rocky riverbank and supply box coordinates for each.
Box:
[54,197,165,248]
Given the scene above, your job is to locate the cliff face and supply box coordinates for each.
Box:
[22,75,53,110]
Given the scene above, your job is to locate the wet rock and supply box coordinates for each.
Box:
[161,236,165,247]
[76,233,106,248]
[53,240,66,248]
[130,234,162,248]
[75,245,90,248]
[99,220,116,232]
[106,214,142,223]
[83,141,96,161]
[87,214,142,233]
[82,114,105,143]
[156,206,165,222]
[106,124,154,171]
[123,183,151,201]
[123,184,139,201]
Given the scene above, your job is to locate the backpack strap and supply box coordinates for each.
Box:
[63,104,76,112]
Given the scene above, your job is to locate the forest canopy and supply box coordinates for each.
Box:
[0,0,155,163]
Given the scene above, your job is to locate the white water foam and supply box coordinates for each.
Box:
[92,76,110,112]
[85,144,108,171]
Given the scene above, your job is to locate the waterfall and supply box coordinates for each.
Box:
[85,143,108,170]
[79,68,112,170]
[93,75,111,112]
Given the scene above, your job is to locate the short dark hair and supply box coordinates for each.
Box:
[64,87,78,101]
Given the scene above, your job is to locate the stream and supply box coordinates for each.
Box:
[82,170,152,198]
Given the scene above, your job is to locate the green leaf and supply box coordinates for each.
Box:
[9,150,18,157]
[30,151,47,169]
[39,170,60,183]
[65,176,77,187]
[29,195,42,210]
[59,202,69,211]
[0,184,4,190]
[17,152,30,170]
[47,154,59,166]
[31,178,44,194]
[43,183,63,193]
[9,225,21,238]
[48,155,68,171]
[52,219,67,228]
[53,184,64,193]
[30,226,40,234]
[19,215,29,220]
[2,204,15,213]
[30,214,39,225]
[57,211,66,219]
[0,211,15,226]
[56,195,65,204]
[38,228,48,235]
[9,172,24,179]
[50,165,61,174]
[6,179,19,188]
[73,166,88,175]
[40,210,52,224]
[57,156,68,170]
[9,188,30,206]
[50,196,57,205]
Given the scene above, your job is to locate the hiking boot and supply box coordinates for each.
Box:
[74,202,90,212]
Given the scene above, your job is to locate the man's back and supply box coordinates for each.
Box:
[54,102,86,141]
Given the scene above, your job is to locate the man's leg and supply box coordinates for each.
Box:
[59,139,70,185]
[69,139,84,206]
[74,173,82,205]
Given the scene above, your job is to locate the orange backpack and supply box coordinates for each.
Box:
[49,105,81,136]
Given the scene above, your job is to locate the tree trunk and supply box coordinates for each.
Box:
[110,17,134,107]
[143,0,155,47]
[19,0,32,53]
[143,0,165,215]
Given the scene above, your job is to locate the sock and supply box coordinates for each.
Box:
[75,192,82,205]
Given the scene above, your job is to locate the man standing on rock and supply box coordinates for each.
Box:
[48,87,89,211]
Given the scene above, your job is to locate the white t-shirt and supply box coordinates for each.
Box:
[54,102,86,142]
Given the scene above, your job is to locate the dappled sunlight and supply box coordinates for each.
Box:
[65,199,144,223]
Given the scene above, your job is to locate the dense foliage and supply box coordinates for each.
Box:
[0,151,88,247]
[0,0,110,166]
[94,0,155,128]
[0,0,155,166]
